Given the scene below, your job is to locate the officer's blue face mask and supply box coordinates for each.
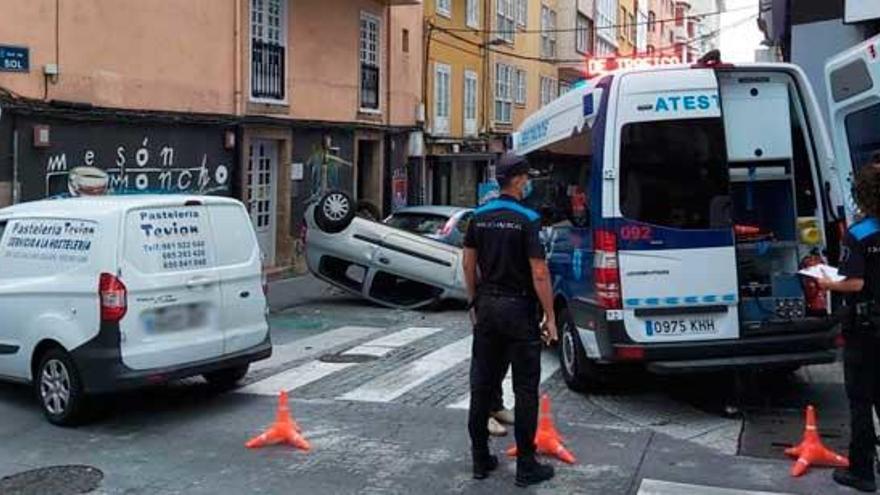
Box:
[522,179,534,199]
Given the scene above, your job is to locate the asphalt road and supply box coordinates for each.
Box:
[0,275,857,494]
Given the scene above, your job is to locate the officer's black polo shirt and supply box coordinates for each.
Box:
[463,194,545,297]
[840,217,880,303]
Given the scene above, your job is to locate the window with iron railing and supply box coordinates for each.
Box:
[251,0,286,101]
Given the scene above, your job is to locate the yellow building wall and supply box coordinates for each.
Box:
[618,0,636,55]
[425,0,485,138]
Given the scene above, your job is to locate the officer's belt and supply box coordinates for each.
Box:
[478,285,531,298]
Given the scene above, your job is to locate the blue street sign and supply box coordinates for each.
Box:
[0,45,29,72]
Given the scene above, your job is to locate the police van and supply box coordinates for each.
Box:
[0,195,271,424]
[512,43,880,391]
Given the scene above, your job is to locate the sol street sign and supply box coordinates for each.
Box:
[0,45,29,72]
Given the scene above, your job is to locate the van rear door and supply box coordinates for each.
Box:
[207,202,268,354]
[119,205,223,370]
[613,70,740,343]
[825,35,880,218]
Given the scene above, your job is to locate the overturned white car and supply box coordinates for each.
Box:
[304,191,467,309]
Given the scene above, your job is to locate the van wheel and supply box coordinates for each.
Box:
[314,190,355,233]
[35,348,90,426]
[204,364,249,390]
[558,307,609,393]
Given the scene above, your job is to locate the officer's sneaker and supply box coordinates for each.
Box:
[491,408,515,425]
[488,417,508,436]
[833,468,877,493]
[515,456,555,487]
[472,453,499,480]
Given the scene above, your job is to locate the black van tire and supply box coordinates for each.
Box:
[314,190,356,233]
[35,348,91,426]
[558,306,610,393]
[204,364,250,390]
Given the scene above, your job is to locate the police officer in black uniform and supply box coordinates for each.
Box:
[463,152,558,487]
[821,163,880,493]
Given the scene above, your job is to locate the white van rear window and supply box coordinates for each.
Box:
[0,218,98,278]
[125,206,215,273]
[209,204,259,266]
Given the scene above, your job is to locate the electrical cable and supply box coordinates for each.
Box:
[434,4,756,34]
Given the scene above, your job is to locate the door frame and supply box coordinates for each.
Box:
[247,138,279,266]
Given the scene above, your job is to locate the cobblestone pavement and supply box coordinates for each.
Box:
[0,276,854,494]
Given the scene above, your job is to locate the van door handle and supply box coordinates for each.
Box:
[378,257,390,265]
[240,291,250,299]
[186,277,215,289]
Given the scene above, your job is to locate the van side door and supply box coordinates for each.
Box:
[825,35,880,220]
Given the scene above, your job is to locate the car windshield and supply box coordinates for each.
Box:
[619,118,729,230]
[385,213,449,235]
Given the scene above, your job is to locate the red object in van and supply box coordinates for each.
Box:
[800,253,828,315]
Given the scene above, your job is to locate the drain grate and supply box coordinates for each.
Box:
[319,353,378,364]
[0,465,103,495]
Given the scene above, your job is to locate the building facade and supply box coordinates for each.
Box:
[647,0,678,55]
[558,0,596,88]
[618,0,637,55]
[0,0,422,275]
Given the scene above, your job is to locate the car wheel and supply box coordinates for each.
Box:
[35,348,90,426]
[204,364,249,390]
[314,190,356,233]
[558,306,610,393]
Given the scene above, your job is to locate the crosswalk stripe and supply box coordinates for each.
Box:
[238,360,356,396]
[250,326,385,372]
[240,327,449,396]
[446,350,560,410]
[342,327,444,357]
[637,479,791,495]
[338,336,474,403]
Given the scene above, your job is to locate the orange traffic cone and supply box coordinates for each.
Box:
[245,391,311,451]
[785,405,848,477]
[506,394,576,464]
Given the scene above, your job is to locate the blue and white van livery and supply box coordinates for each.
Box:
[512,43,880,391]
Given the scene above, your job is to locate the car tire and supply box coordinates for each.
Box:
[558,306,611,393]
[314,190,356,233]
[203,364,249,390]
[35,348,90,426]
[356,200,381,221]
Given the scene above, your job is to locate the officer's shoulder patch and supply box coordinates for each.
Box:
[850,217,880,241]
[474,199,540,222]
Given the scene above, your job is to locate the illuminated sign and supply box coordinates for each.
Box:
[586,56,682,78]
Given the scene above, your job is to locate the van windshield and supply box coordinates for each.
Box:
[619,118,729,230]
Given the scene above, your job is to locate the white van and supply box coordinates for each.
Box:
[0,195,271,424]
[510,45,880,391]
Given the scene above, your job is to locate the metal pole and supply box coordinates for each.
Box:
[12,128,19,204]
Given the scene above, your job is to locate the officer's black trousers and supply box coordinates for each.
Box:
[468,294,542,458]
[844,328,880,480]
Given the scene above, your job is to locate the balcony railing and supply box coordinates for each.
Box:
[252,40,285,101]
[360,63,380,111]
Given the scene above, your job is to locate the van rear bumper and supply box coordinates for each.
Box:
[72,324,272,394]
[646,349,837,374]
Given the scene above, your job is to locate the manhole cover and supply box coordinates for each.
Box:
[319,353,378,364]
[0,465,103,495]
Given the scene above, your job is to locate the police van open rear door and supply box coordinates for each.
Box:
[613,69,741,344]
[825,34,880,218]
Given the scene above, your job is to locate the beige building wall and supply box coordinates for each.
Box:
[388,5,424,127]
[0,0,236,114]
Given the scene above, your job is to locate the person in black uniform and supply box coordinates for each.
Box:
[463,152,558,487]
[821,163,880,493]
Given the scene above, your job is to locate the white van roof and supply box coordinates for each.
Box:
[0,195,240,220]
[512,62,811,157]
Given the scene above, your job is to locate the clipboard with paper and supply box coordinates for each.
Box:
[798,263,846,283]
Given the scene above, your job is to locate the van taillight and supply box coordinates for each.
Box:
[99,273,128,322]
[594,229,621,310]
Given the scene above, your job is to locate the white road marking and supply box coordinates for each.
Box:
[251,326,385,372]
[238,361,356,396]
[240,327,448,396]
[339,336,474,403]
[446,350,560,410]
[343,327,444,357]
[637,479,792,495]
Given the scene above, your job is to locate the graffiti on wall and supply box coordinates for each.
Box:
[17,120,235,201]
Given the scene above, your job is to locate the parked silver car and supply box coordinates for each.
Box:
[305,191,467,309]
